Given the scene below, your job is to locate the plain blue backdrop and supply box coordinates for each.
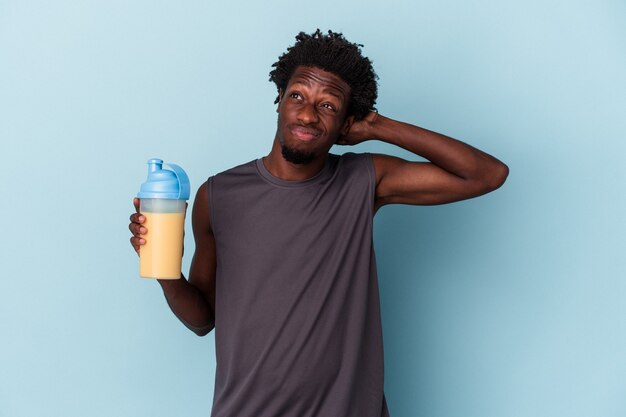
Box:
[1,1,625,416]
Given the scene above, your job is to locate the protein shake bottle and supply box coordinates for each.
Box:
[137,158,190,279]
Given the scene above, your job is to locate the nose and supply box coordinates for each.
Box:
[297,102,319,125]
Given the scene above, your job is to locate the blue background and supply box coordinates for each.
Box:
[1,1,625,416]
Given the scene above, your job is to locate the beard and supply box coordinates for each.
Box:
[281,143,316,165]
[276,113,322,165]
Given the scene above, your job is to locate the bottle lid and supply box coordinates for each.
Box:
[137,158,190,200]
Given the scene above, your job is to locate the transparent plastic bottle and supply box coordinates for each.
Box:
[137,158,190,279]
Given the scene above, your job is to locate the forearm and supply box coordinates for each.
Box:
[372,114,508,184]
[158,276,215,336]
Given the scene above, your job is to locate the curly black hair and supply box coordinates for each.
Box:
[269,29,378,120]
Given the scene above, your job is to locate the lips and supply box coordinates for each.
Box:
[290,125,321,142]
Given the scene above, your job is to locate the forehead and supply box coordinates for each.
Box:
[287,66,351,99]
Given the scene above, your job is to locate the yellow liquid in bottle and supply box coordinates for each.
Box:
[139,211,185,279]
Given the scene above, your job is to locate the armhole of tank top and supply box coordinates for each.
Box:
[206,176,216,233]
[364,153,376,219]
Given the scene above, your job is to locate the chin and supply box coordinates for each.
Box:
[281,144,316,165]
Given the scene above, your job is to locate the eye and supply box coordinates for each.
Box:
[321,103,337,112]
[289,92,303,100]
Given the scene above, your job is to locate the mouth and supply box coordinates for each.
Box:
[290,125,321,142]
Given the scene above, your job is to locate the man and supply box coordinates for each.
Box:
[129,29,508,417]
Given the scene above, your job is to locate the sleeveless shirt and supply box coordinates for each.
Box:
[207,152,390,417]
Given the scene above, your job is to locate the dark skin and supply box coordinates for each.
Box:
[129,65,509,335]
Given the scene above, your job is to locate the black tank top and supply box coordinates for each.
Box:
[207,152,389,417]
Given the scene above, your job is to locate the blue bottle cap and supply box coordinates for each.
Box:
[137,158,191,200]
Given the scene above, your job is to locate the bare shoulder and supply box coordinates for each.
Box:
[370,153,435,206]
[371,153,408,182]
[370,153,429,192]
[191,181,212,235]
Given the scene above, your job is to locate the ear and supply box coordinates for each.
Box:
[340,115,355,135]
[276,89,284,113]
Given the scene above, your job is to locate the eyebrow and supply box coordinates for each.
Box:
[289,80,346,100]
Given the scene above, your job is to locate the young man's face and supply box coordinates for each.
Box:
[276,66,353,165]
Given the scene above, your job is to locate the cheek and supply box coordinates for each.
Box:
[325,115,346,133]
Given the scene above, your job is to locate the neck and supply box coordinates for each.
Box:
[263,137,328,181]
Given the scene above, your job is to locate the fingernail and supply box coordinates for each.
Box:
[140,239,145,244]
[140,227,147,234]
[139,216,145,222]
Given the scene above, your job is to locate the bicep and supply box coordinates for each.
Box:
[188,182,217,309]
[372,154,484,207]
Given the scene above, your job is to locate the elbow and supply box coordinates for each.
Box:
[495,163,509,188]
[484,161,509,192]
[470,161,508,196]
[186,317,215,336]
[192,323,215,337]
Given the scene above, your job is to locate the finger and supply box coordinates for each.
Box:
[128,222,147,236]
[133,197,140,212]
[130,236,145,255]
[129,212,146,224]
[130,235,146,246]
